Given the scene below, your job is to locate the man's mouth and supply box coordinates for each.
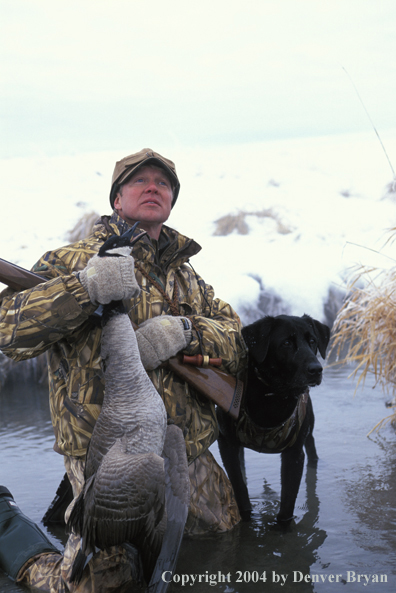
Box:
[142,199,161,206]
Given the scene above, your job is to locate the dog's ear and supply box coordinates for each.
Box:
[303,314,331,359]
[242,317,274,365]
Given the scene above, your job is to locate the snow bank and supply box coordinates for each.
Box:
[1,130,396,325]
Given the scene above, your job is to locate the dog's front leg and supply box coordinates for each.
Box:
[278,446,305,523]
[304,397,319,466]
[217,433,252,521]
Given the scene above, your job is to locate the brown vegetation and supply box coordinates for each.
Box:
[331,233,396,432]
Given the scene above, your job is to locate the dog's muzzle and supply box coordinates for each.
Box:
[307,361,323,386]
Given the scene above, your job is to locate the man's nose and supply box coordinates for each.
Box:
[145,181,158,192]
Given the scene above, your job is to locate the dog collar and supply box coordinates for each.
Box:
[235,390,309,453]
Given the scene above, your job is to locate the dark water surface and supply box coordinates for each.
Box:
[0,366,395,592]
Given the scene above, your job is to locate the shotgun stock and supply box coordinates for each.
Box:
[0,257,243,418]
[167,356,243,420]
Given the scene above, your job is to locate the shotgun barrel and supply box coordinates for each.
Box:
[0,257,46,291]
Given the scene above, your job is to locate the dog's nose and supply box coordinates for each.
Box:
[307,361,323,378]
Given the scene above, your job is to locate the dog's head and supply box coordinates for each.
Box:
[242,314,331,395]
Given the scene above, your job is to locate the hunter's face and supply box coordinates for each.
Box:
[114,166,173,240]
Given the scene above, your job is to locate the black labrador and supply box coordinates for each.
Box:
[217,314,330,524]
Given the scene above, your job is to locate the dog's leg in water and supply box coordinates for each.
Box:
[278,447,305,524]
[304,398,319,467]
[304,433,318,467]
[238,447,247,485]
[217,434,252,521]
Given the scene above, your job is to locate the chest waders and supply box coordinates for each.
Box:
[0,486,60,581]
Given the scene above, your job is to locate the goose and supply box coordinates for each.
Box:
[67,222,190,591]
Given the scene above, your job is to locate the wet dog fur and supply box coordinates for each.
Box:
[217,314,330,524]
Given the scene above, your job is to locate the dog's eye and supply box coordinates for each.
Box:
[282,340,292,348]
[309,338,316,347]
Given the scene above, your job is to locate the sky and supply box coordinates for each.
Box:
[1,0,396,159]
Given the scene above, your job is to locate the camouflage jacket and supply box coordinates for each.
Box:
[0,212,247,462]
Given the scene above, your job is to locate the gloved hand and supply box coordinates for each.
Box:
[136,315,193,370]
[79,246,140,305]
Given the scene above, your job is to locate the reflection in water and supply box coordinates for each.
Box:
[343,439,396,559]
[173,465,327,592]
[1,367,396,592]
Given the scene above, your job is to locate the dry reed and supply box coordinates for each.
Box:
[331,233,396,432]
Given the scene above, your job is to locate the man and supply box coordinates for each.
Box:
[0,148,247,592]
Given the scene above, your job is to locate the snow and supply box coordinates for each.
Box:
[1,130,396,325]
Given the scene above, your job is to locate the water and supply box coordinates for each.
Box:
[0,366,395,592]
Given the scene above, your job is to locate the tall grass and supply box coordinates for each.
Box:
[331,230,396,432]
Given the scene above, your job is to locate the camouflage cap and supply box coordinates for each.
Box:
[109,148,180,208]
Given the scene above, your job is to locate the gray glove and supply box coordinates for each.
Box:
[79,246,140,305]
[136,315,193,370]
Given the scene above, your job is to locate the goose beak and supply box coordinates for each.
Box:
[120,221,147,247]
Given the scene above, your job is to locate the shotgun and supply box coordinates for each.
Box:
[0,257,46,291]
[0,256,243,419]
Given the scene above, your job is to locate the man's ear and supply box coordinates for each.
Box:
[242,316,275,365]
[113,193,121,211]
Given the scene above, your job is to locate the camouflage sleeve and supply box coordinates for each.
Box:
[0,252,96,361]
[184,273,247,377]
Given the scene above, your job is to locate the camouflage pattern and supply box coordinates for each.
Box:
[0,211,246,549]
[0,211,247,462]
[186,449,241,535]
[235,390,309,453]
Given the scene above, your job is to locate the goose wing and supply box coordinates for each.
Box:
[147,424,190,593]
[82,441,166,582]
[83,417,127,481]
